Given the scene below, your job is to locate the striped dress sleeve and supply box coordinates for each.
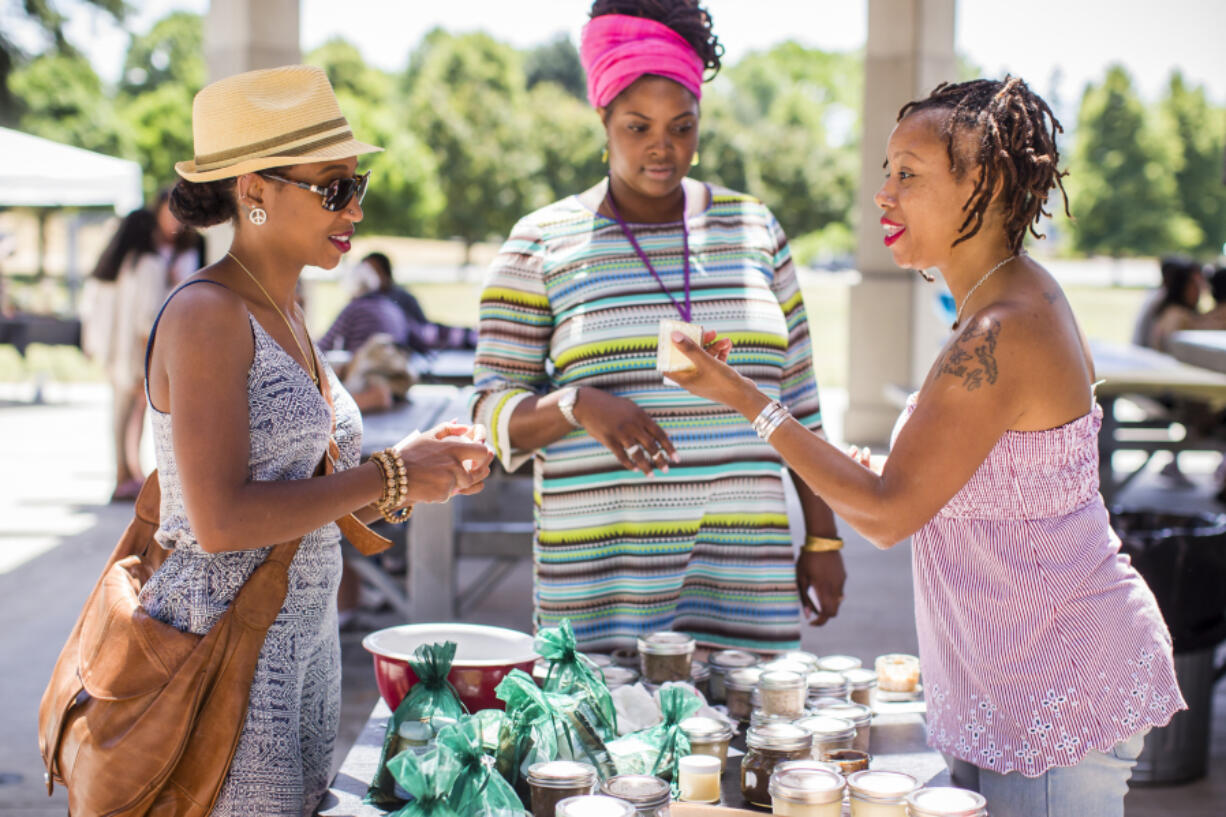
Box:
[469,217,554,472]
[766,209,823,432]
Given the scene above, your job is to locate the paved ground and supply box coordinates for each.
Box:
[0,383,1222,814]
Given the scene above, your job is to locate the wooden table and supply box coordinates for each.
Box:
[317,696,947,816]
[1168,330,1226,375]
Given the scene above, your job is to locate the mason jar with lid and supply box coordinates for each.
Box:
[875,653,921,699]
[637,632,696,684]
[750,708,805,729]
[724,667,763,721]
[794,714,855,760]
[841,667,878,706]
[768,766,845,817]
[600,774,672,817]
[777,650,820,672]
[759,669,807,719]
[805,670,850,703]
[556,794,637,817]
[602,665,640,691]
[846,770,918,817]
[740,723,814,809]
[706,650,759,703]
[816,654,862,673]
[774,758,843,778]
[679,716,734,770]
[813,701,873,753]
[905,787,988,817]
[760,658,814,677]
[527,760,598,817]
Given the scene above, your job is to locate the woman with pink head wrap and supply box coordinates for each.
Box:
[472,0,846,654]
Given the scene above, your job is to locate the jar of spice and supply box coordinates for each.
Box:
[690,661,711,699]
[637,632,696,684]
[759,669,807,719]
[602,665,640,691]
[724,667,763,722]
[706,650,760,703]
[905,787,988,817]
[556,794,637,817]
[679,716,735,771]
[841,667,878,706]
[527,760,598,817]
[794,715,855,760]
[740,723,814,809]
[875,653,920,696]
[677,754,722,804]
[600,774,672,817]
[805,671,850,703]
[813,701,873,753]
[816,654,862,673]
[768,766,845,817]
[846,770,918,817]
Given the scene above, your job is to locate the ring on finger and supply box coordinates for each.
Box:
[624,443,644,458]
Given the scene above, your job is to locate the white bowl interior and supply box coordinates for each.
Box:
[363,622,537,667]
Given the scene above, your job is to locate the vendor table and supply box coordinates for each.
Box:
[317,698,947,816]
[1168,330,1226,375]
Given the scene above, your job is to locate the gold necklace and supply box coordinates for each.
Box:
[227,251,319,386]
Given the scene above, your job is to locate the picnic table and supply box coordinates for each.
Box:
[1168,330,1226,375]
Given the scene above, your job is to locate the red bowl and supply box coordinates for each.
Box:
[362,622,538,712]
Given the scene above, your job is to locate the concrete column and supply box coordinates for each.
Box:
[844,0,957,443]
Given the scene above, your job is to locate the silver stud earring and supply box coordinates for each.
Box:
[248,207,267,225]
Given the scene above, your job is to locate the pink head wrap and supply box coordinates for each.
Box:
[580,13,705,109]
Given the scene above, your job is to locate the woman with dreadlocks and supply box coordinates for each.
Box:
[669,77,1184,815]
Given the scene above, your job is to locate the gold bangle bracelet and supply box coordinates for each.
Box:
[802,535,844,553]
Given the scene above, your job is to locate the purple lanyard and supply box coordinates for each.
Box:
[604,179,692,323]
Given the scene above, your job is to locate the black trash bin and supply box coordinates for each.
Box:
[1109,509,1226,784]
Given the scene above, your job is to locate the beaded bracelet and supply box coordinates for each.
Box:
[370,449,413,524]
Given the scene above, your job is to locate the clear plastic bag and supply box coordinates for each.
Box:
[606,683,702,781]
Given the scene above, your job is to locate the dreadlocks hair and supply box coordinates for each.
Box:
[897,76,1071,254]
[589,0,724,80]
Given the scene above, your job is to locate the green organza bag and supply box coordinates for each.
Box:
[366,642,468,809]
[606,684,703,781]
[493,669,617,802]
[435,711,527,817]
[534,620,618,739]
[386,746,460,817]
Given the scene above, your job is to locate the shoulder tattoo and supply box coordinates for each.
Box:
[939,318,1002,391]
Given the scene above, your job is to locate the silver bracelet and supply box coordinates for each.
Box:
[752,400,791,440]
[556,386,581,428]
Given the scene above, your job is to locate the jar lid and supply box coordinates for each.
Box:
[691,661,711,682]
[556,794,637,817]
[774,758,843,777]
[777,650,820,671]
[636,631,696,656]
[724,667,763,691]
[746,722,812,751]
[841,667,878,689]
[749,708,802,729]
[794,714,856,739]
[817,654,862,672]
[679,716,734,741]
[527,760,599,788]
[759,658,813,676]
[759,669,806,690]
[906,787,989,817]
[768,767,845,805]
[814,701,872,727]
[806,670,851,692]
[677,754,721,774]
[600,774,671,806]
[846,770,919,803]
[708,649,760,671]
[602,666,639,688]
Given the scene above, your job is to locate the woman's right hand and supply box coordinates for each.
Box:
[573,388,677,475]
[392,422,494,503]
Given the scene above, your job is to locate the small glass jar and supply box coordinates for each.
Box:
[794,714,855,760]
[905,787,989,817]
[768,766,845,817]
[842,667,878,706]
[777,650,821,673]
[556,794,637,817]
[706,649,760,703]
[637,632,696,684]
[759,669,807,719]
[679,716,735,771]
[875,653,920,695]
[846,770,918,817]
[750,708,804,729]
[690,661,711,699]
[740,723,814,809]
[677,754,722,804]
[760,658,814,677]
[821,748,869,775]
[602,665,640,691]
[813,701,873,753]
[816,654,862,673]
[806,670,850,703]
[724,667,763,722]
[527,760,598,817]
[600,774,672,817]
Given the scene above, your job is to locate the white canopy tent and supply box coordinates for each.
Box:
[0,127,143,214]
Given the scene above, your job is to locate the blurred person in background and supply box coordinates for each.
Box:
[1194,264,1226,330]
[1135,255,1205,352]
[364,250,477,352]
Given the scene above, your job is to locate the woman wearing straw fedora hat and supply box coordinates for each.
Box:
[141,65,494,815]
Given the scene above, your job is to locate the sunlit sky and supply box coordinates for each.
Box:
[16,0,1226,112]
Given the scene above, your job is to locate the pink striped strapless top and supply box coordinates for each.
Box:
[894,394,1185,776]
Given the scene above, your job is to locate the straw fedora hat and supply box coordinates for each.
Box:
[175,64,382,183]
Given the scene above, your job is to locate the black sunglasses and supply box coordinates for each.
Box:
[259,169,370,212]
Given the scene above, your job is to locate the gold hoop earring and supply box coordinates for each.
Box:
[248,207,267,225]
[601,147,609,163]
[691,151,700,167]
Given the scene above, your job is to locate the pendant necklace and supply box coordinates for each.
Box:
[604,179,692,323]
[952,253,1019,330]
[227,251,320,387]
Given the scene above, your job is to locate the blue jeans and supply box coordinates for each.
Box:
[945,730,1148,817]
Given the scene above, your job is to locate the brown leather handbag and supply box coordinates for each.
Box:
[38,455,391,817]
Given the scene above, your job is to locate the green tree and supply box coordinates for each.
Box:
[525,81,605,201]
[1069,65,1182,257]
[9,52,125,156]
[119,11,205,95]
[1160,72,1226,257]
[525,35,586,101]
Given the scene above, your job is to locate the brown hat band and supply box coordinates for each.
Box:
[194,117,352,172]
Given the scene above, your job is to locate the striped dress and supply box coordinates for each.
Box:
[895,393,1185,776]
[470,179,822,652]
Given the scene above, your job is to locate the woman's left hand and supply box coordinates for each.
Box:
[667,330,745,406]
